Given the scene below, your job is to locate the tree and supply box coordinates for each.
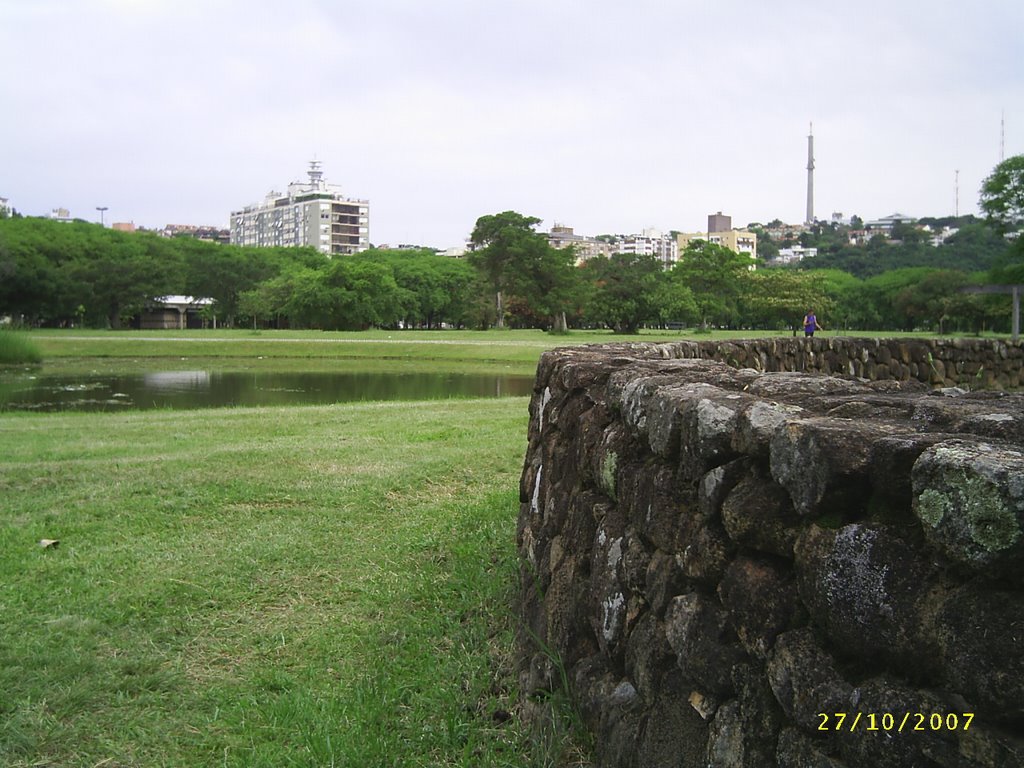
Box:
[323,258,403,330]
[741,269,832,330]
[892,269,968,333]
[980,155,1024,285]
[672,240,752,328]
[469,211,542,329]
[582,252,692,334]
[469,211,576,331]
[980,154,1024,233]
[68,226,183,328]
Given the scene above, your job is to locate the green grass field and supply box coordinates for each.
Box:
[23,326,967,378]
[0,394,576,766]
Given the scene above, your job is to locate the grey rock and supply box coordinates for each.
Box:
[912,439,1024,580]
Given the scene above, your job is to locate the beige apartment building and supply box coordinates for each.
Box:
[676,211,757,264]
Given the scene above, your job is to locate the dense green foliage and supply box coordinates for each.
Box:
[796,217,1006,278]
[979,154,1024,284]
[2,182,1020,334]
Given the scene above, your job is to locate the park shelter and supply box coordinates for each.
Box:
[140,296,214,330]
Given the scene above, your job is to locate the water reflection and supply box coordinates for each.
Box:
[143,370,211,391]
[0,370,535,412]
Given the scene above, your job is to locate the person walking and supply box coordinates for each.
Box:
[803,309,823,337]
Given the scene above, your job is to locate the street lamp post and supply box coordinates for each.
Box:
[96,206,108,226]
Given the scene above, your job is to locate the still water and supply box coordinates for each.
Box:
[0,370,536,412]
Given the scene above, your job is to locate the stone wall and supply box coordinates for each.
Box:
[632,336,1023,390]
[517,340,1024,767]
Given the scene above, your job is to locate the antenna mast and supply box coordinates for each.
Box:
[1001,110,1005,162]
[805,123,815,226]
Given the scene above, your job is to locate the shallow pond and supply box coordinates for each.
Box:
[0,369,536,412]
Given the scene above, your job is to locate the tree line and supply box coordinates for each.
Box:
[2,156,1021,334]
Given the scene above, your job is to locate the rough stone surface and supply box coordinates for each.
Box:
[912,440,1024,582]
[517,340,1024,767]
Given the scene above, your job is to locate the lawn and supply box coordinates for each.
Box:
[0,397,555,767]
[24,326,966,378]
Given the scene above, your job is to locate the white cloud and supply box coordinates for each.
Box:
[1,0,1022,243]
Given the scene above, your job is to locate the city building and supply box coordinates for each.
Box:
[920,224,959,247]
[49,207,73,223]
[763,222,808,242]
[677,213,758,264]
[708,211,731,234]
[775,246,818,264]
[864,212,917,233]
[112,222,137,233]
[545,224,616,265]
[545,225,680,267]
[162,224,231,244]
[230,162,369,256]
[614,228,679,267]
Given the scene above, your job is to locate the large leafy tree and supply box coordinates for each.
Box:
[980,154,1024,233]
[71,227,184,328]
[324,258,403,330]
[980,155,1024,284]
[672,240,752,328]
[892,269,968,333]
[583,252,694,334]
[471,211,552,329]
[370,249,477,329]
[741,269,832,331]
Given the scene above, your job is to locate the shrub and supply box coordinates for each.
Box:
[0,331,43,365]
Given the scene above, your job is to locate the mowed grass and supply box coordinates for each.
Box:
[28,327,976,376]
[0,398,536,767]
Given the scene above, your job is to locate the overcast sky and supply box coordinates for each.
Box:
[2,0,1022,248]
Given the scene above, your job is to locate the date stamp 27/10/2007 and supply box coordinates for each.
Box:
[817,712,974,733]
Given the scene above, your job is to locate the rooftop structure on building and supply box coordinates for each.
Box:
[230,162,369,256]
[708,212,731,234]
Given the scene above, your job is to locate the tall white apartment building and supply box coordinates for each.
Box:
[615,228,679,268]
[230,162,369,256]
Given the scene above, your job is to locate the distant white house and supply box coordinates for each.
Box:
[921,225,959,247]
[775,246,818,264]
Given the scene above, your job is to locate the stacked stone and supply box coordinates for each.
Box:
[645,336,1023,390]
[518,343,1024,768]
